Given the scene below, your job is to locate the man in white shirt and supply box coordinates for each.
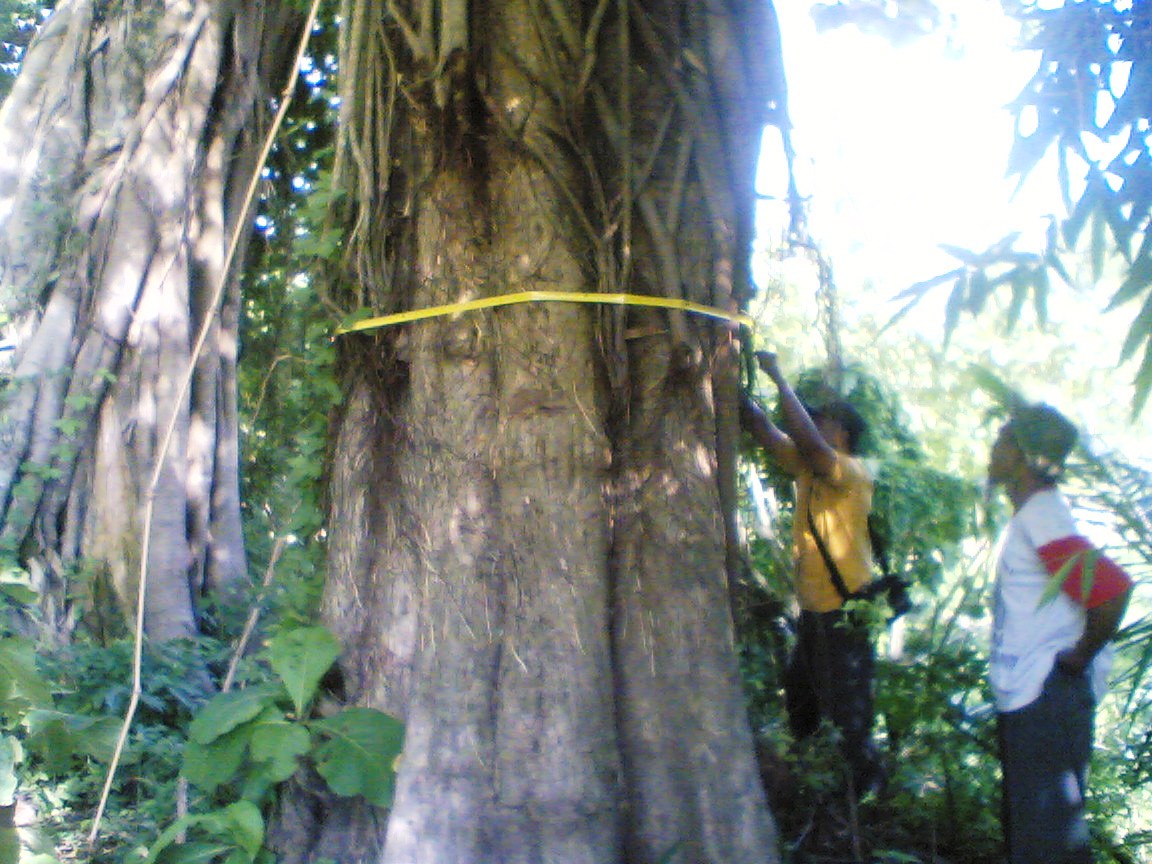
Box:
[987,403,1133,864]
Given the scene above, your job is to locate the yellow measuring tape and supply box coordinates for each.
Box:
[335,290,755,335]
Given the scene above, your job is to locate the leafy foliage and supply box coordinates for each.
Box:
[737,357,1152,862]
[894,0,1152,414]
[0,1,47,103]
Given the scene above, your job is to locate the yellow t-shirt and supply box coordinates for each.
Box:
[793,453,874,613]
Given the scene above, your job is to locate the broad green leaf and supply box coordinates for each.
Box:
[0,640,52,716]
[24,710,122,772]
[145,816,217,864]
[154,841,232,864]
[146,803,263,864]
[219,800,265,858]
[268,627,340,717]
[248,708,311,784]
[189,685,279,745]
[182,726,249,793]
[311,708,404,807]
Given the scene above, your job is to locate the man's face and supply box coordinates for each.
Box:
[988,423,1020,485]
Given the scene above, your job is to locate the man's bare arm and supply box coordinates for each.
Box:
[739,394,801,474]
[756,352,838,477]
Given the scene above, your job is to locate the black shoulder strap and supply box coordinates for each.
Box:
[867,514,892,579]
[806,505,855,602]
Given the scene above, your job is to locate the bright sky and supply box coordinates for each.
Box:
[759,0,1050,293]
[752,1,1148,453]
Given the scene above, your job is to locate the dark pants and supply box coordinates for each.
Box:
[998,665,1095,864]
[784,609,880,797]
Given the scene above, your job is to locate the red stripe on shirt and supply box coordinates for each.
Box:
[1037,535,1133,608]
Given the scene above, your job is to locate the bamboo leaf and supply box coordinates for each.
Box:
[1090,207,1107,281]
[1007,128,1056,179]
[942,272,968,347]
[1130,331,1152,418]
[1031,267,1050,328]
[891,268,963,302]
[1107,243,1152,311]
[1119,290,1152,363]
[939,244,984,266]
[1063,181,1097,247]
[1005,268,1029,333]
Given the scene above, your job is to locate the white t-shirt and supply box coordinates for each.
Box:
[990,488,1113,713]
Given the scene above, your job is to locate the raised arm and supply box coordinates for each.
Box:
[739,392,802,475]
[756,352,838,477]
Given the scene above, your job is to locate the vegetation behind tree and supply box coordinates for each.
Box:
[0,2,1148,864]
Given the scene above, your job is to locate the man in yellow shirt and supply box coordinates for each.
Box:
[741,351,882,800]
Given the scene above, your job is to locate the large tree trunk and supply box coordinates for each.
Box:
[0,0,301,640]
[278,1,784,862]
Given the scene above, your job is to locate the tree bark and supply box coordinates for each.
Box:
[0,0,302,640]
[281,1,783,862]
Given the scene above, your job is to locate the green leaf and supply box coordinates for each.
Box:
[0,640,53,717]
[268,627,341,717]
[218,800,265,859]
[24,710,122,772]
[311,708,404,807]
[1031,267,1050,328]
[182,726,250,794]
[967,366,1027,415]
[1005,268,1029,333]
[1131,332,1152,419]
[1039,549,1101,607]
[153,841,233,864]
[1063,180,1096,247]
[1108,252,1152,311]
[1007,128,1055,179]
[1119,290,1152,363]
[189,685,280,746]
[1090,207,1107,281]
[248,708,311,784]
[938,244,983,266]
[942,272,967,347]
[145,802,263,864]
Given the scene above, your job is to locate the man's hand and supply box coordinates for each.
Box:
[755,350,783,383]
